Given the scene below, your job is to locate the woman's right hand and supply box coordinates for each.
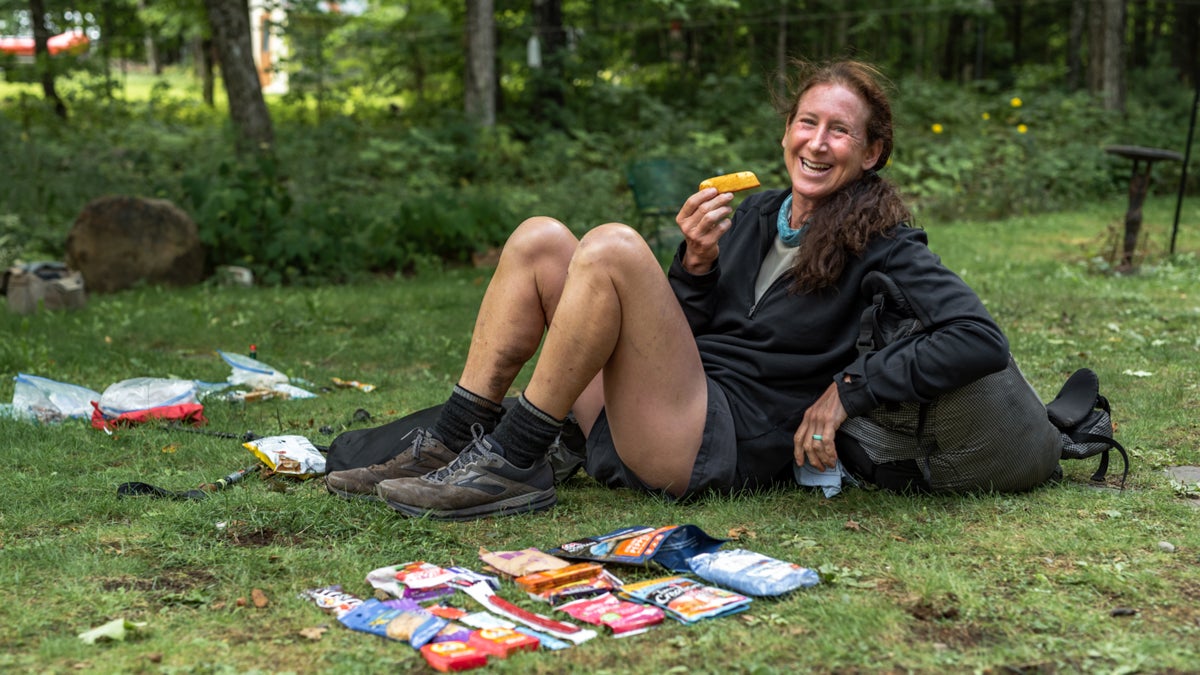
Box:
[677,188,735,275]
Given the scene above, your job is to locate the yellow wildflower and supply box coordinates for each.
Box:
[931,123,944,134]
[1010,97,1023,108]
[1017,124,1028,134]
[981,112,990,120]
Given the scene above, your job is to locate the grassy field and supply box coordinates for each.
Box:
[1,196,1198,673]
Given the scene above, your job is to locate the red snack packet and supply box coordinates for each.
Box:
[466,627,540,658]
[420,641,489,672]
[558,592,665,636]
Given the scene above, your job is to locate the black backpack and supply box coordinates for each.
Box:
[1045,368,1130,487]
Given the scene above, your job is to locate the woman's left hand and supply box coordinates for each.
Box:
[794,382,849,472]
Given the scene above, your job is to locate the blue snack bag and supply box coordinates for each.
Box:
[687,548,819,597]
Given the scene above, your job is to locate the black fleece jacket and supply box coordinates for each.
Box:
[667,188,1009,486]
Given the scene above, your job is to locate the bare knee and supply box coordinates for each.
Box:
[571,223,654,271]
[500,217,578,267]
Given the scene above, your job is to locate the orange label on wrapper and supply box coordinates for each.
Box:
[467,627,540,658]
[420,641,489,672]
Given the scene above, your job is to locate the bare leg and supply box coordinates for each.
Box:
[524,224,709,497]
[457,216,579,402]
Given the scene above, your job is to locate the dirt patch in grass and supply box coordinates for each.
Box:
[219,521,303,547]
[99,568,217,595]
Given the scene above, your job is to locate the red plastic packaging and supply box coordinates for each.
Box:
[466,627,540,658]
[420,641,489,672]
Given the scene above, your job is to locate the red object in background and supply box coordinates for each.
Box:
[90,401,207,431]
[0,32,90,58]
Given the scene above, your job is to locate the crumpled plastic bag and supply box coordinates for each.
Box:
[98,377,199,417]
[244,435,326,477]
[11,373,101,423]
[218,351,315,400]
[219,350,289,388]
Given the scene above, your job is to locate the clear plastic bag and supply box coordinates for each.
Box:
[218,350,288,388]
[98,377,199,416]
[12,373,101,423]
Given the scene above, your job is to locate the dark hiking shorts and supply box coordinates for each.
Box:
[583,376,738,498]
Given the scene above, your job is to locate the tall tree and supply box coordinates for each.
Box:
[203,0,274,153]
[1088,0,1125,112]
[28,0,67,118]
[530,0,564,123]
[465,0,496,127]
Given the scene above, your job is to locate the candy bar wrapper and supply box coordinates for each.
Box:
[299,585,363,619]
[337,598,447,648]
[366,562,456,602]
[478,547,569,578]
[558,592,665,636]
[619,575,751,624]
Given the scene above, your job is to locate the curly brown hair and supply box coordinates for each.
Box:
[776,60,914,293]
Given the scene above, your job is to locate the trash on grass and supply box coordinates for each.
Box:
[78,618,148,644]
[12,373,100,423]
[244,435,326,477]
[686,548,819,596]
[332,377,376,393]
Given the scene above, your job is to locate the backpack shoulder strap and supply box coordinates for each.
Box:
[1066,429,1129,487]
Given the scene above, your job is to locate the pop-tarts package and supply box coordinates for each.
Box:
[619,575,750,624]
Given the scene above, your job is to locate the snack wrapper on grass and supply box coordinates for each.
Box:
[619,575,750,624]
[244,435,326,477]
[546,525,724,571]
[687,548,820,597]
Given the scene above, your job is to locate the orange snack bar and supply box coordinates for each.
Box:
[514,562,605,594]
[420,641,489,672]
[466,627,540,658]
[699,171,760,193]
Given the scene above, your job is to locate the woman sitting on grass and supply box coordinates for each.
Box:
[324,59,1064,520]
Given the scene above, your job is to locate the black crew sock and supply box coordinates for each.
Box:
[489,393,563,469]
[433,384,504,451]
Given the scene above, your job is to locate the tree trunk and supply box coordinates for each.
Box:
[531,0,565,125]
[774,0,787,95]
[941,13,965,82]
[28,0,67,119]
[204,0,275,153]
[1099,0,1125,112]
[1173,1,1200,85]
[1130,0,1147,69]
[139,0,161,74]
[1067,0,1085,90]
[195,37,216,107]
[465,0,496,128]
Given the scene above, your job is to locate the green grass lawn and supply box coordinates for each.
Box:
[1,197,1198,673]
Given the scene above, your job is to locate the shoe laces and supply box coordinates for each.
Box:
[426,424,489,483]
[368,427,430,471]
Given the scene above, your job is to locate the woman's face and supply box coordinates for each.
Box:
[781,83,883,212]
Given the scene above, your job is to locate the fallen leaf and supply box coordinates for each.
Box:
[251,588,269,608]
[160,444,178,454]
[236,597,247,607]
[727,526,756,540]
[299,626,328,641]
[844,520,862,532]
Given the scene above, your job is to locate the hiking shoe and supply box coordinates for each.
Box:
[376,433,556,521]
[325,428,457,501]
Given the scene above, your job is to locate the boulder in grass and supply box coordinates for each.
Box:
[65,195,205,293]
